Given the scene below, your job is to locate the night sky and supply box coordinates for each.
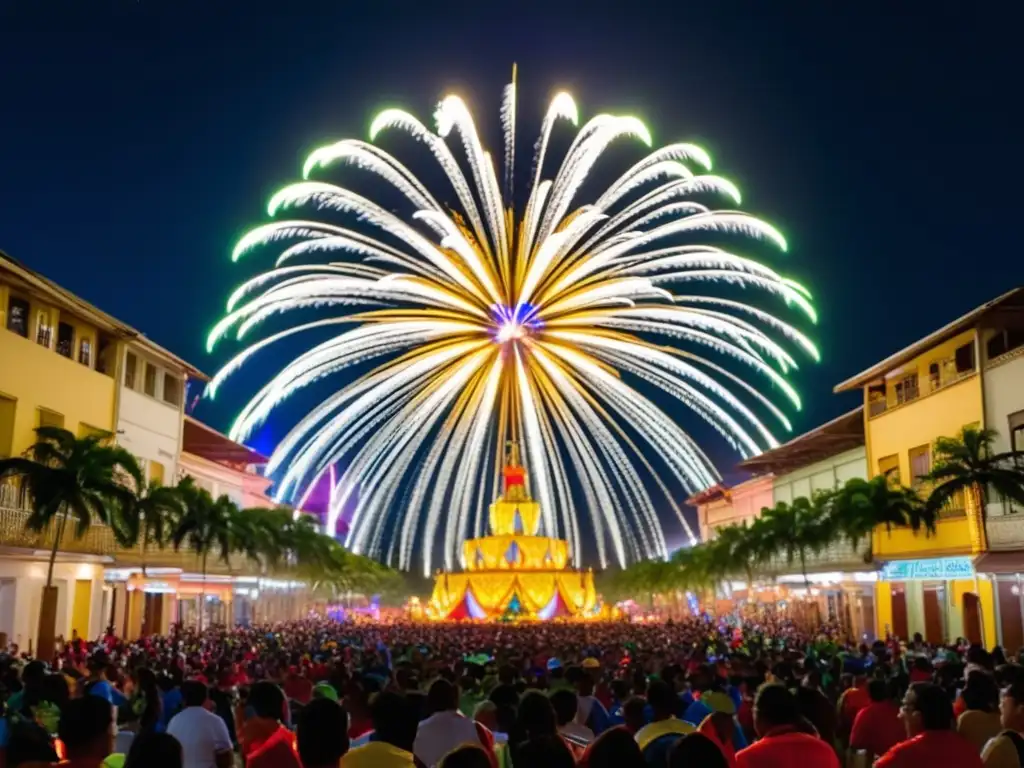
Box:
[2,2,1021,556]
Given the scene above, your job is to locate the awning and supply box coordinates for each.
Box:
[975,551,1024,574]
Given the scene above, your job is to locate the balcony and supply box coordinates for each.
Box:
[868,368,976,419]
[986,513,1024,551]
[0,481,256,571]
[0,482,115,556]
[112,541,254,575]
[761,539,873,577]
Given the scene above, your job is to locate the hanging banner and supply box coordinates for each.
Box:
[880,556,975,581]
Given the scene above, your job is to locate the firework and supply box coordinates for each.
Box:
[207,73,818,574]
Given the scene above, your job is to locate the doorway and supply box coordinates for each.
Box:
[923,585,944,644]
[998,580,1024,653]
[891,585,909,640]
[963,592,983,645]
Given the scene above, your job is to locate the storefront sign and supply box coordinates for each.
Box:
[880,557,975,581]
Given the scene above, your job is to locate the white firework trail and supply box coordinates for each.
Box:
[207,72,819,575]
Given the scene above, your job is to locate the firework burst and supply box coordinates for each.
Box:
[206,73,818,574]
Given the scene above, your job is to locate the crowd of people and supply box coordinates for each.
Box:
[0,614,1020,767]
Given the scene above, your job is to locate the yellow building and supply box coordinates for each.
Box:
[0,250,205,651]
[834,288,1024,648]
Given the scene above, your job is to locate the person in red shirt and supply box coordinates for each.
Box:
[875,682,982,768]
[238,682,301,768]
[736,683,840,768]
[849,679,904,761]
[837,673,871,743]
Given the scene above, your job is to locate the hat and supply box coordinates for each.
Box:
[581,658,601,670]
[312,683,339,702]
[702,691,736,716]
[546,658,563,671]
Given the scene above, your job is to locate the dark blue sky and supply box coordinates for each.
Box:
[2,2,1021,552]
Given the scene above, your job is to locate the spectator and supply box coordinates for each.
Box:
[415,679,487,767]
[513,735,575,768]
[57,697,116,768]
[735,683,840,768]
[238,682,300,768]
[5,720,59,768]
[166,680,233,768]
[849,678,904,760]
[875,682,982,767]
[621,698,647,736]
[297,698,350,768]
[124,732,184,768]
[341,691,420,767]
[981,678,1024,768]
[959,671,1003,752]
[438,744,493,768]
[634,680,694,767]
[551,688,594,749]
[578,726,644,768]
[668,732,728,768]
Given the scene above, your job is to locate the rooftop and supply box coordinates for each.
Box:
[737,406,864,476]
[0,250,208,381]
[834,287,1024,393]
[182,416,268,467]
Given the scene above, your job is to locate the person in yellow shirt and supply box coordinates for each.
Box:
[341,691,421,768]
[982,680,1024,768]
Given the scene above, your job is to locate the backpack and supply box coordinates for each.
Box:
[1002,730,1024,766]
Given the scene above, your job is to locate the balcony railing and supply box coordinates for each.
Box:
[0,482,253,571]
[986,512,1024,550]
[760,539,872,577]
[0,494,115,556]
[868,368,976,419]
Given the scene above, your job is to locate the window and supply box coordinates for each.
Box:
[36,408,64,431]
[78,338,92,367]
[1010,411,1024,467]
[894,373,919,405]
[0,395,15,459]
[987,329,1024,361]
[909,444,931,483]
[6,296,29,337]
[878,454,900,485]
[928,362,940,391]
[56,322,74,358]
[124,352,138,389]
[35,311,52,348]
[163,374,182,407]
[149,461,165,486]
[144,362,157,397]
[96,336,112,375]
[955,342,976,374]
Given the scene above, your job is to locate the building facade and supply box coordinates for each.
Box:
[834,288,1024,648]
[0,251,205,650]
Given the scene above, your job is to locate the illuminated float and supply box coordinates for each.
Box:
[426,444,598,621]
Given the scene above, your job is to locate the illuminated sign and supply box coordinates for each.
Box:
[880,557,975,581]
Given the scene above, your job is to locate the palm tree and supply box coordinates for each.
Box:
[172,479,236,630]
[830,476,935,540]
[0,427,141,660]
[113,480,185,576]
[924,426,1024,551]
[760,496,832,589]
[711,519,775,594]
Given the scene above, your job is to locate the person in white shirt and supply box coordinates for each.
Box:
[166,680,234,768]
[552,689,594,747]
[414,679,485,767]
